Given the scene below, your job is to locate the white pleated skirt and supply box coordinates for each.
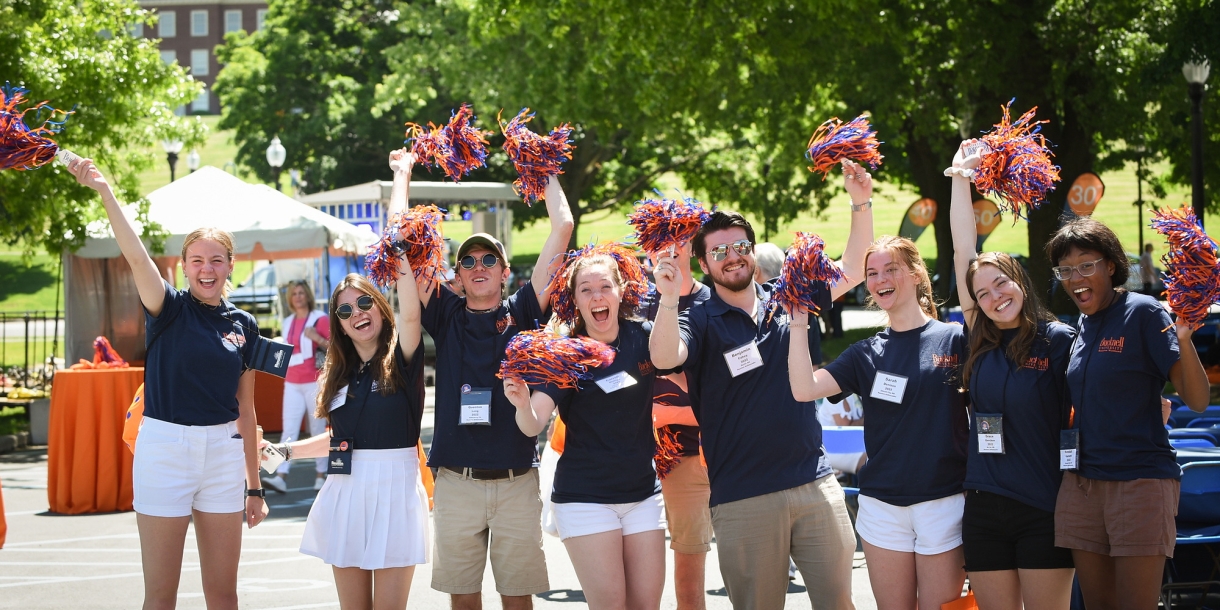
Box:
[300,447,430,569]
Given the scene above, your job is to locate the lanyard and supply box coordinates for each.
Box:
[330,366,375,440]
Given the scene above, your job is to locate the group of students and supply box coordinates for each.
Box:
[65,135,1208,610]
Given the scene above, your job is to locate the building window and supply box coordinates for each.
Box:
[256,9,268,30]
[192,89,210,113]
[224,10,243,34]
[191,50,209,76]
[160,50,177,65]
[158,10,176,38]
[190,10,208,36]
[127,23,144,38]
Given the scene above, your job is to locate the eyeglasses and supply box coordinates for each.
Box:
[1051,258,1106,281]
[336,294,374,320]
[459,253,500,270]
[707,239,754,262]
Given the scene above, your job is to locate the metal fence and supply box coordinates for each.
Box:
[0,311,61,391]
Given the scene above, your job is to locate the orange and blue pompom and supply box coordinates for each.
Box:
[627,193,711,254]
[1150,205,1220,330]
[498,329,617,389]
[768,232,843,320]
[653,423,683,480]
[546,242,649,327]
[0,83,73,171]
[500,108,574,206]
[365,205,446,291]
[805,114,884,179]
[974,100,1061,222]
[405,104,492,182]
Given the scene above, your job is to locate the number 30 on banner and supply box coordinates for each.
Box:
[1067,172,1105,217]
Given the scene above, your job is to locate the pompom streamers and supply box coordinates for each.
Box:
[404,104,492,182]
[627,193,711,254]
[0,83,73,171]
[653,422,683,480]
[1150,205,1220,331]
[546,243,650,327]
[364,205,446,291]
[767,232,844,321]
[93,336,127,366]
[805,114,884,179]
[498,329,616,390]
[499,108,574,206]
[973,100,1061,222]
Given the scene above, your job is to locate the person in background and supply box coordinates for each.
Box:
[816,395,866,476]
[1139,243,1156,295]
[264,280,331,493]
[752,243,785,284]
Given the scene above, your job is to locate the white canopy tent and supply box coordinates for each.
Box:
[64,166,378,364]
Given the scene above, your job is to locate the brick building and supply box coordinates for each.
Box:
[136,0,268,114]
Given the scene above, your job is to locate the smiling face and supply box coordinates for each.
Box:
[573,262,622,339]
[971,263,1024,329]
[864,248,918,312]
[183,238,234,304]
[335,286,383,348]
[456,246,509,305]
[698,227,756,293]
[1058,246,1116,316]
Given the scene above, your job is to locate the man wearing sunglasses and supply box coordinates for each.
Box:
[649,160,875,610]
[410,169,573,610]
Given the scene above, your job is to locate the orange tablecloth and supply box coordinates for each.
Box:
[254,371,285,433]
[47,368,144,514]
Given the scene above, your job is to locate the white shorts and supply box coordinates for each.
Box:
[301,448,430,570]
[826,451,866,475]
[132,417,246,517]
[857,493,964,555]
[552,493,667,541]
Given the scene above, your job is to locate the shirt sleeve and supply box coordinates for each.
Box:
[537,383,574,410]
[422,283,462,337]
[677,308,703,365]
[145,281,184,344]
[508,280,546,331]
[1141,300,1180,378]
[1049,323,1077,428]
[238,312,261,370]
[823,341,865,398]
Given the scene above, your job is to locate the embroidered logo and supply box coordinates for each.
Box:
[497,312,514,334]
[221,331,246,349]
[1022,356,1050,371]
[931,353,959,368]
[639,360,655,376]
[370,380,380,393]
[1098,337,1125,353]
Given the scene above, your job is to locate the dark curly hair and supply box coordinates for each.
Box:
[1045,217,1129,288]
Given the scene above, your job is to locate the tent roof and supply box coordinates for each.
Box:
[297,180,518,206]
[74,166,379,259]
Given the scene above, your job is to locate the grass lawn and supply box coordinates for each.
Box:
[0,253,64,314]
[0,339,63,367]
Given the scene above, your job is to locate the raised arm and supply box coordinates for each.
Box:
[531,176,575,305]
[385,149,437,310]
[788,308,844,402]
[395,255,423,364]
[69,158,167,316]
[949,140,983,329]
[832,159,875,301]
[503,377,559,437]
[648,251,688,369]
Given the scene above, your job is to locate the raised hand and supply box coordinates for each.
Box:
[652,248,682,299]
[68,157,111,193]
[841,159,873,204]
[503,377,531,410]
[952,139,985,171]
[389,148,415,174]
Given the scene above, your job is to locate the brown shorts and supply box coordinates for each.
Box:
[1054,471,1179,558]
[659,455,713,553]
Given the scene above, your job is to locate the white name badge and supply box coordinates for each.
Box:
[869,371,908,404]
[595,370,638,394]
[328,385,349,412]
[1060,449,1078,470]
[723,341,765,377]
[459,386,492,426]
[979,434,1004,453]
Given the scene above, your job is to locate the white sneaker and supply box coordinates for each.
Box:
[262,475,287,494]
[313,477,325,491]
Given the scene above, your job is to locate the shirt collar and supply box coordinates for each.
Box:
[704,280,771,318]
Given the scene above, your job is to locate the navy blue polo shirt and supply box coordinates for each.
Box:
[540,321,662,504]
[423,282,546,469]
[1067,291,1180,481]
[966,321,1074,513]
[678,280,834,508]
[329,339,427,449]
[824,319,969,506]
[144,281,259,426]
[644,283,713,456]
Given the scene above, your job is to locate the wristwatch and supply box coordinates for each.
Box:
[246,488,265,498]
[850,199,873,212]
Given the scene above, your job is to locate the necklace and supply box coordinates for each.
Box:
[466,304,498,314]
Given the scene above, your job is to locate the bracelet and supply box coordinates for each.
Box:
[850,199,872,212]
[246,488,265,498]
[281,443,293,461]
[789,323,810,329]
[943,166,975,180]
[659,302,679,311]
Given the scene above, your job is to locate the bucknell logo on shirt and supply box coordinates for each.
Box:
[221,330,246,349]
[497,312,514,334]
[931,353,959,368]
[1098,337,1125,353]
[1022,356,1050,371]
[639,360,655,376]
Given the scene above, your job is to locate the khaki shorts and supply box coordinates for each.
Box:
[430,467,550,596]
[660,455,713,553]
[1054,471,1179,558]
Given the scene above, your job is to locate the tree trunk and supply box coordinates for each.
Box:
[905,131,958,306]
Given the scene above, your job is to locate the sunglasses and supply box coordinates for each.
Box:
[707,239,754,262]
[336,294,374,320]
[1051,258,1106,281]
[459,253,500,270]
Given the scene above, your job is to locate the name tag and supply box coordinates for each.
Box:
[328,385,349,412]
[460,385,492,426]
[594,370,638,393]
[869,371,908,403]
[976,414,1004,454]
[723,341,765,377]
[1060,429,1080,470]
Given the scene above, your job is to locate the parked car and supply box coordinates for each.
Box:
[228,265,278,318]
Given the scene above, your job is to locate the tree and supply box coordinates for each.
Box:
[0,0,205,256]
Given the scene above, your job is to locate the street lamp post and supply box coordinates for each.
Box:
[1183,59,1210,226]
[266,136,286,192]
[162,139,184,182]
[187,150,201,174]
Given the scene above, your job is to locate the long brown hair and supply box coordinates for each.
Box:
[864,236,938,320]
[961,253,1056,385]
[565,255,639,336]
[314,274,403,419]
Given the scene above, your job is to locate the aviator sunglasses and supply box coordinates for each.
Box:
[336,294,374,320]
[460,253,500,270]
[707,239,754,262]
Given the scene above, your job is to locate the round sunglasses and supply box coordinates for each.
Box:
[459,253,500,270]
[336,294,374,320]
